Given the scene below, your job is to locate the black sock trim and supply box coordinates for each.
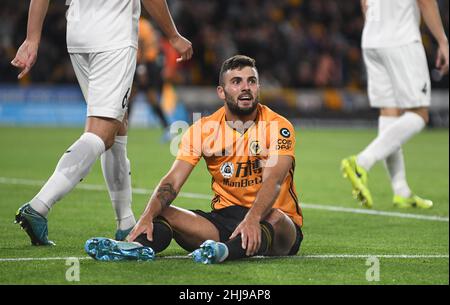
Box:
[154,216,173,235]
[259,222,274,255]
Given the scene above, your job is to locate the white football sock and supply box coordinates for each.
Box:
[101,136,135,231]
[30,132,105,217]
[357,112,425,171]
[378,116,412,198]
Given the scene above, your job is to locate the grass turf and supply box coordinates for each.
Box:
[0,126,448,284]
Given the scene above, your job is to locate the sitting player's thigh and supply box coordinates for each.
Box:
[265,209,298,256]
[160,206,220,251]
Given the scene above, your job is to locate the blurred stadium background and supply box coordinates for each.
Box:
[0,0,448,128]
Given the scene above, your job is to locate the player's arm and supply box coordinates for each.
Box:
[127,160,195,242]
[11,0,49,79]
[141,0,193,62]
[417,0,449,75]
[230,155,294,256]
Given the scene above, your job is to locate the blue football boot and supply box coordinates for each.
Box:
[85,237,155,262]
[115,227,134,241]
[190,240,229,264]
[15,203,55,246]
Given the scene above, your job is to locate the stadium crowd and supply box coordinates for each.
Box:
[1,0,448,88]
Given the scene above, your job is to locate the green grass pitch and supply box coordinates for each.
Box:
[0,126,448,284]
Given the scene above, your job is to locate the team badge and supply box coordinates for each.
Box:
[249,141,262,156]
[220,162,234,179]
[280,128,291,138]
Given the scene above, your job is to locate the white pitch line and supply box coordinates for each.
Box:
[0,257,92,262]
[0,177,448,222]
[0,254,448,262]
[300,203,449,222]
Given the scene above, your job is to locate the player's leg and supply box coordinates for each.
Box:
[356,110,426,174]
[146,62,166,122]
[341,48,392,207]
[145,61,172,141]
[378,108,413,199]
[221,209,299,259]
[147,88,169,129]
[16,48,136,245]
[265,209,301,256]
[84,205,217,261]
[343,44,431,207]
[94,47,138,238]
[15,116,124,245]
[100,112,136,241]
[132,205,220,254]
[356,43,430,173]
[369,106,432,208]
[15,54,102,245]
[390,107,432,208]
[190,207,300,264]
[355,44,432,208]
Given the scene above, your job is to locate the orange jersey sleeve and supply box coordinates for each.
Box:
[176,119,203,166]
[268,118,296,158]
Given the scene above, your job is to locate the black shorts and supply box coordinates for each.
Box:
[192,205,303,256]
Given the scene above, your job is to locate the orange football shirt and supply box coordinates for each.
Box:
[177,104,303,227]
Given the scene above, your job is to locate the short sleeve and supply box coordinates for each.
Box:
[176,123,202,166]
[268,119,296,158]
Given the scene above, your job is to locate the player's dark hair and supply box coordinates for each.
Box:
[219,55,257,86]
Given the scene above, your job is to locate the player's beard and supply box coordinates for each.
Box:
[224,91,259,116]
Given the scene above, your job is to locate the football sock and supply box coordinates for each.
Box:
[223,222,274,262]
[100,136,135,230]
[357,112,425,171]
[29,132,105,217]
[134,217,173,253]
[378,116,412,198]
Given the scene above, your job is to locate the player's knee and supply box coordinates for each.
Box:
[265,209,285,228]
[117,118,128,136]
[264,209,297,256]
[103,138,116,150]
[380,108,402,117]
[134,217,173,253]
[406,108,429,124]
[416,110,429,124]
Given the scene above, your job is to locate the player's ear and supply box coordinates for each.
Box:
[217,85,225,100]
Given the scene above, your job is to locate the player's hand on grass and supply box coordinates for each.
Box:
[11,40,39,79]
[230,214,261,256]
[436,40,449,75]
[169,34,193,63]
[127,216,154,243]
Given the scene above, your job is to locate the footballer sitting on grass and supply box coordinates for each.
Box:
[85,55,303,263]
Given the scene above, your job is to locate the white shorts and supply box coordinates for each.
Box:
[70,47,137,121]
[363,42,431,109]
